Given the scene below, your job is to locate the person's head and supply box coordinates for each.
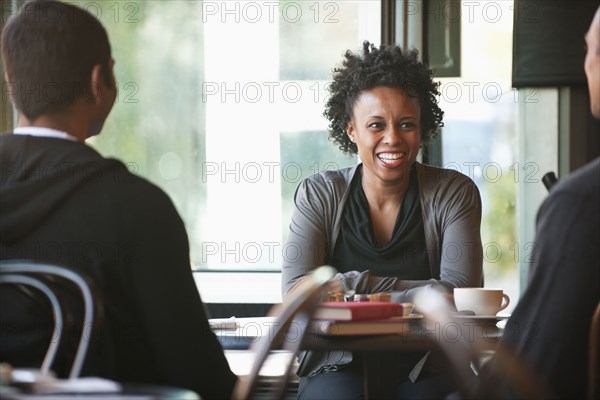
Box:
[585,7,600,118]
[324,41,444,156]
[1,0,115,137]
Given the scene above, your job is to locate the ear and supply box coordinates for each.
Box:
[346,122,356,143]
[4,72,12,102]
[89,64,104,104]
[89,61,116,107]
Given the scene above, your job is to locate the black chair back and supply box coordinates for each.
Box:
[0,260,103,379]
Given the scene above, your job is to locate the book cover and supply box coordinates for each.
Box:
[311,315,421,336]
[313,301,406,321]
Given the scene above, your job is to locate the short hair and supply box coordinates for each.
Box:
[324,41,444,155]
[1,0,113,120]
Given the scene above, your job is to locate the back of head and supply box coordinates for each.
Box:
[586,6,600,118]
[1,0,112,121]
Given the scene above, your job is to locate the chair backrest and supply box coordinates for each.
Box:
[0,260,102,379]
[589,301,600,400]
[231,265,336,400]
[413,288,554,400]
[0,273,64,376]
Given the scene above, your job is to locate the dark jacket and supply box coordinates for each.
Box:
[0,133,236,400]
[479,158,600,399]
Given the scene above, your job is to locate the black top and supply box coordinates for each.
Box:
[478,158,600,399]
[0,134,236,400]
[333,165,431,281]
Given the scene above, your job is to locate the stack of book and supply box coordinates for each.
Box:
[311,301,421,335]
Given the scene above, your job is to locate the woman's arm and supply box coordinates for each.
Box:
[435,177,484,288]
[281,177,333,304]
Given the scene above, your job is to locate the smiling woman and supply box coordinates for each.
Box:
[282,42,483,400]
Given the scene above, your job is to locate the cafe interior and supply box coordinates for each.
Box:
[0,0,599,399]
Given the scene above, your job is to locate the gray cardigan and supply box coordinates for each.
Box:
[282,162,483,300]
[281,162,484,377]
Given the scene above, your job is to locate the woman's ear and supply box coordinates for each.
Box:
[346,123,356,143]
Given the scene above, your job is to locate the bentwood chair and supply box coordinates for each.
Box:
[0,260,103,380]
[231,265,336,400]
[0,261,202,399]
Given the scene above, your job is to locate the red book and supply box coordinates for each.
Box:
[313,301,405,321]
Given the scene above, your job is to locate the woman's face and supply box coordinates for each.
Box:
[347,86,421,186]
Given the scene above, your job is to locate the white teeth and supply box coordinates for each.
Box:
[378,153,404,160]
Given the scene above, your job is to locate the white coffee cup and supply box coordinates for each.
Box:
[453,288,510,316]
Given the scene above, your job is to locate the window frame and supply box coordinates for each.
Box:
[3,0,581,309]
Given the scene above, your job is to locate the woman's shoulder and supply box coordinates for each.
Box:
[416,162,475,186]
[416,162,481,206]
[295,165,357,203]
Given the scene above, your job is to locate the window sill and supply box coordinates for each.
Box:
[193,270,283,304]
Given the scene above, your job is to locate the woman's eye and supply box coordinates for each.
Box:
[368,122,383,129]
[400,122,416,129]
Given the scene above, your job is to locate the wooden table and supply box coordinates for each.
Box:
[214,315,506,399]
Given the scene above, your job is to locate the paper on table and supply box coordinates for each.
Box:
[31,377,122,394]
[209,316,240,330]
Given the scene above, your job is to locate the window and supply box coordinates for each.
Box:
[435,0,519,310]
[2,0,521,307]
[89,0,381,270]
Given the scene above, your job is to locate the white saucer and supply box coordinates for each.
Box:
[453,314,510,321]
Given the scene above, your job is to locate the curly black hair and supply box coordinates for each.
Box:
[324,41,444,155]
